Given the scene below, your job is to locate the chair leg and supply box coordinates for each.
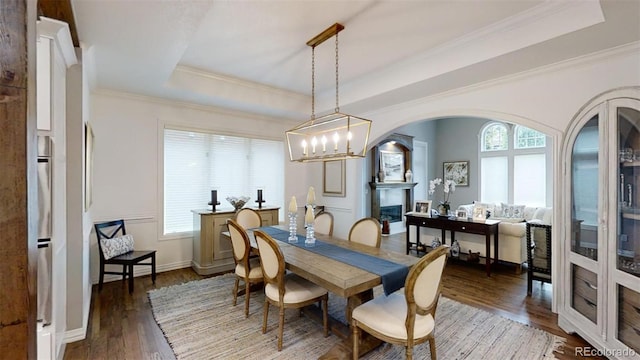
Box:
[406,344,413,360]
[322,295,328,337]
[352,321,359,360]
[99,264,105,292]
[278,306,285,351]
[527,272,533,296]
[128,264,134,294]
[262,299,269,334]
[428,336,437,360]
[244,280,250,318]
[232,278,239,306]
[122,265,127,282]
[151,253,156,283]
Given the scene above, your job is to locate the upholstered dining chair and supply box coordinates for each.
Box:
[314,211,334,236]
[348,217,382,248]
[351,245,449,360]
[94,219,156,294]
[235,208,262,229]
[227,219,264,318]
[253,229,329,351]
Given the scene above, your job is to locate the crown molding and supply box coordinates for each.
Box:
[366,41,640,120]
[92,88,298,125]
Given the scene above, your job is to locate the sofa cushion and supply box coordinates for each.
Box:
[533,207,553,224]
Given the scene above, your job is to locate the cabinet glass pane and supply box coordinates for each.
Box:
[572,264,598,323]
[618,107,640,277]
[618,285,640,353]
[571,116,599,260]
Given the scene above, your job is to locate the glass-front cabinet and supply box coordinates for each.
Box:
[562,90,640,359]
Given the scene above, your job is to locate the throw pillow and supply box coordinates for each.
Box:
[100,234,134,260]
[500,203,526,218]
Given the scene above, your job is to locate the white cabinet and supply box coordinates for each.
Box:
[560,88,640,359]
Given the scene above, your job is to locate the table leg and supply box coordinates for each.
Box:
[319,289,381,359]
[451,231,455,246]
[406,222,411,255]
[485,232,491,277]
[494,227,499,272]
[441,228,446,245]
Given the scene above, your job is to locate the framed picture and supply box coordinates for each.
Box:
[380,151,404,182]
[443,160,469,187]
[413,200,432,215]
[323,159,346,197]
[456,209,468,220]
[473,204,487,221]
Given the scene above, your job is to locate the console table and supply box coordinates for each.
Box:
[405,213,500,276]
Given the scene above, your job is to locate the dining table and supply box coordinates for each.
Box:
[237,224,420,359]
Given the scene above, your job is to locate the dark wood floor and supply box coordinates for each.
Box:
[64,232,601,360]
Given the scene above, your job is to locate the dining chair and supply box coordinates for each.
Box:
[253,229,329,351]
[351,245,449,360]
[228,219,264,318]
[348,217,381,248]
[235,208,262,229]
[314,211,334,236]
[94,219,156,294]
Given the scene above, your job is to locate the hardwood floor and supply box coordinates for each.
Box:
[64,232,601,360]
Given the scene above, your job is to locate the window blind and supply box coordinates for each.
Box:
[164,129,284,234]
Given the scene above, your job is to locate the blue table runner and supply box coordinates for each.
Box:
[257,227,409,295]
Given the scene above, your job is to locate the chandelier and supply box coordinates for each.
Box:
[286,23,372,162]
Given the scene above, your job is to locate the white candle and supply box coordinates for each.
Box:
[305,205,314,224]
[307,186,315,205]
[311,137,317,154]
[288,196,297,213]
[333,132,339,151]
[321,135,327,152]
[301,139,307,156]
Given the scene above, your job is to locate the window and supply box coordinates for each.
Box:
[164,128,284,234]
[480,122,548,207]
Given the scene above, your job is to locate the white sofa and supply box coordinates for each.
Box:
[453,203,553,271]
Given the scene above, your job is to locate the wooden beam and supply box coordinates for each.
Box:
[306,23,344,48]
[38,0,79,47]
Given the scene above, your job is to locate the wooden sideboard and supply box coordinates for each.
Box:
[191,207,280,275]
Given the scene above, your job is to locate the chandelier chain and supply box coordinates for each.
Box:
[311,46,315,120]
[335,32,339,113]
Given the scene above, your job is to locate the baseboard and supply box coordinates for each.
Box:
[92,260,192,284]
[64,327,86,343]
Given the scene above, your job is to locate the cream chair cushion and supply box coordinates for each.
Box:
[265,273,327,304]
[235,257,263,280]
[236,208,262,229]
[352,292,435,339]
[314,212,333,236]
[349,218,381,247]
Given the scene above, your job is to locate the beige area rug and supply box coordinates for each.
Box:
[148,273,565,360]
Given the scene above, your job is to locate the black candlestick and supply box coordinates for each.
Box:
[208,190,220,211]
[255,189,265,209]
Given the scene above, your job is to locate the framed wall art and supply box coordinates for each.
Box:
[443,160,469,186]
[323,159,346,197]
[380,151,404,182]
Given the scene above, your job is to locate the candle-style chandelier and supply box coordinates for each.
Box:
[286,23,372,162]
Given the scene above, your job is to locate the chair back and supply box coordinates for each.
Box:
[94,220,126,261]
[254,230,285,292]
[314,212,334,236]
[236,208,262,229]
[348,217,381,248]
[405,245,449,317]
[227,219,251,265]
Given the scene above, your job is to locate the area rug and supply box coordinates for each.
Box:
[148,273,565,359]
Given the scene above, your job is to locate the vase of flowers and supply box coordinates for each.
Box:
[428,178,456,216]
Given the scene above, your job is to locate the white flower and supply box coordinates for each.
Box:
[428,178,455,203]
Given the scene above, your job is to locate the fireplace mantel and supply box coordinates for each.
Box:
[369,182,417,190]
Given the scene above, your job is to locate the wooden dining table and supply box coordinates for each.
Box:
[238,225,420,359]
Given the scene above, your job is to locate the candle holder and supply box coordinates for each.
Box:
[288,212,298,243]
[255,189,266,209]
[305,223,316,247]
[208,190,221,212]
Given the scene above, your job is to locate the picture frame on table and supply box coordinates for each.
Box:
[472,204,487,221]
[456,209,468,220]
[443,160,469,187]
[413,200,432,215]
[380,151,405,182]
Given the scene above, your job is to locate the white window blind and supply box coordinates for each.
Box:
[481,156,508,203]
[514,154,546,206]
[164,129,284,234]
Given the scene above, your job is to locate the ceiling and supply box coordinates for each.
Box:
[68,0,640,124]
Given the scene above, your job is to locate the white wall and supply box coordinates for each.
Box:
[88,44,640,285]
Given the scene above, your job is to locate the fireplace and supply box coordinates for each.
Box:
[380,205,403,223]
